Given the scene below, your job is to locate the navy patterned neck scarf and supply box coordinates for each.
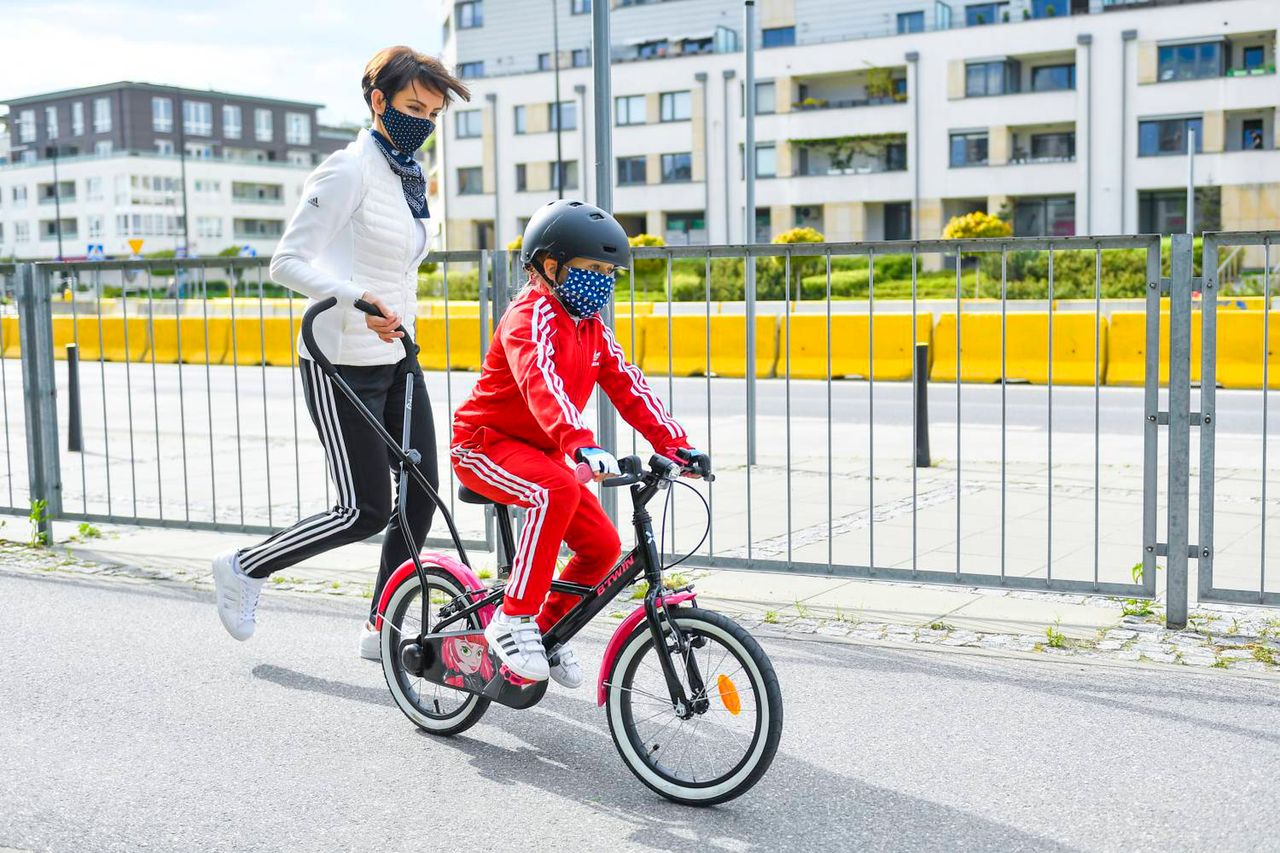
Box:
[370,129,429,219]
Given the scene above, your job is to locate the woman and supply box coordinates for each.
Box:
[210,46,470,659]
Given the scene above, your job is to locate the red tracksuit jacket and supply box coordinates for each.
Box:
[452,282,690,460]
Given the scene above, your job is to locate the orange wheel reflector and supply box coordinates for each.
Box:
[716,673,741,715]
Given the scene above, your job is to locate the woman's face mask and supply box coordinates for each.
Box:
[379,93,436,153]
[554,265,615,318]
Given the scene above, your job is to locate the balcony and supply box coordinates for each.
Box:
[791,135,908,177]
[788,68,908,113]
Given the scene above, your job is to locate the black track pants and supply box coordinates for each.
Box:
[237,356,438,619]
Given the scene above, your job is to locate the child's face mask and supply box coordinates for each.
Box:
[554,265,615,318]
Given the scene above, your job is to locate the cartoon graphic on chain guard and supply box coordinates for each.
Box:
[405,629,547,710]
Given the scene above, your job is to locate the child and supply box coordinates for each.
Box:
[451,199,708,686]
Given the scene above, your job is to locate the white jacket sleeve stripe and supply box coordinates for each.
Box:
[269,150,366,306]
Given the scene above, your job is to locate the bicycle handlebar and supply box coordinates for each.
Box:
[575,453,714,487]
[301,296,419,377]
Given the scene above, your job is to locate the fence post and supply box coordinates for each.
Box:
[1166,234,1193,629]
[16,263,62,543]
[66,343,83,453]
[914,342,931,467]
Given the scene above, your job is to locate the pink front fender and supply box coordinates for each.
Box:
[596,592,698,706]
[374,552,495,631]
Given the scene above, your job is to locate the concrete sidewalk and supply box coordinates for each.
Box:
[26,519,1280,674]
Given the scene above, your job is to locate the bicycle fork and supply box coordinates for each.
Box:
[636,504,709,719]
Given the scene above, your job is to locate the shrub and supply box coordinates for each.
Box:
[418,269,481,300]
[629,233,666,278]
[943,211,1012,240]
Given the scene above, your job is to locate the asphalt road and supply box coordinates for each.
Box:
[3,568,1278,853]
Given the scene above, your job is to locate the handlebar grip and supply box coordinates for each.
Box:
[353,298,383,318]
[574,461,594,484]
[301,297,339,376]
[352,298,420,369]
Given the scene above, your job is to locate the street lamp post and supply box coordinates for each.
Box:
[47,145,64,261]
[553,0,564,199]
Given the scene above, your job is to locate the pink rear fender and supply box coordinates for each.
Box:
[596,592,698,706]
[374,552,496,631]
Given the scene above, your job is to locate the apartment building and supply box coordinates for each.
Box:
[0,83,357,259]
[437,0,1278,250]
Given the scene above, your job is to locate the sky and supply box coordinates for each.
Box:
[0,0,444,125]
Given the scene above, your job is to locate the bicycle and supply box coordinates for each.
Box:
[303,296,783,806]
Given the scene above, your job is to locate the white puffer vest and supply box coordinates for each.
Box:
[270,128,433,367]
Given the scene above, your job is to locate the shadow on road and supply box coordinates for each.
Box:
[252,661,1069,851]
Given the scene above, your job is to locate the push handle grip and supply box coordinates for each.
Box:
[354,298,419,366]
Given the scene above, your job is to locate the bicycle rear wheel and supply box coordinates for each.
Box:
[381,568,490,736]
[604,607,783,806]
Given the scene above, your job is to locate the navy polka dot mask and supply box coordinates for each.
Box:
[380,100,435,155]
[555,266,615,318]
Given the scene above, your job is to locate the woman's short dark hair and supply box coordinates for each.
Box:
[362,46,471,114]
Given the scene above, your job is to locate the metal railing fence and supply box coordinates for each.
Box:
[5,233,1278,624]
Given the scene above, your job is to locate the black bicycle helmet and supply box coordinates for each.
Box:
[519,199,631,273]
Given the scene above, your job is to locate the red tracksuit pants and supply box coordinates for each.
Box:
[452,431,621,631]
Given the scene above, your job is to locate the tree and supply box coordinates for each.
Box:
[628,233,666,279]
[942,211,1012,240]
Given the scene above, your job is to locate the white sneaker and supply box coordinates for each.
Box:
[549,644,584,689]
[359,622,380,661]
[211,549,265,641]
[483,609,549,682]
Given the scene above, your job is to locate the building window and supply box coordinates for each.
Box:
[1030,0,1064,17]
[183,101,212,136]
[45,106,59,140]
[458,61,484,79]
[41,218,78,240]
[965,3,1004,26]
[884,202,912,241]
[152,97,173,133]
[549,101,576,131]
[571,0,590,12]
[1029,131,1075,162]
[18,110,35,143]
[1138,187,1220,234]
[94,140,113,156]
[661,152,692,182]
[285,113,311,145]
[660,91,691,122]
[1013,196,1075,237]
[86,177,104,201]
[15,222,30,243]
[19,150,36,164]
[185,143,214,159]
[457,1,482,28]
[1157,41,1224,82]
[615,95,645,126]
[233,218,284,239]
[897,11,925,34]
[457,167,484,194]
[87,215,103,239]
[571,48,590,68]
[456,110,482,139]
[194,179,222,194]
[197,217,223,239]
[1242,118,1265,150]
[513,105,527,134]
[223,105,242,139]
[1031,64,1075,92]
[950,131,989,167]
[637,39,668,59]
[12,186,27,206]
[515,163,527,192]
[287,151,313,166]
[754,81,776,114]
[1241,45,1266,71]
[71,102,84,136]
[551,160,578,191]
[255,109,273,142]
[538,53,552,71]
[966,60,1020,96]
[665,212,705,245]
[1138,116,1203,156]
[93,97,112,133]
[617,155,647,185]
[761,26,795,48]
[155,139,175,156]
[755,143,776,178]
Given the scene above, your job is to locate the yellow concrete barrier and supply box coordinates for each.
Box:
[148,317,230,364]
[1,317,19,358]
[932,313,1107,385]
[1216,310,1280,389]
[638,315,778,378]
[610,316,644,364]
[1106,311,1203,386]
[51,317,150,362]
[417,316,491,371]
[779,314,933,380]
[223,317,302,366]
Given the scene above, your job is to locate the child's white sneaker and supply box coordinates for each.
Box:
[484,609,549,682]
[359,622,380,661]
[549,644,584,689]
[211,549,264,641]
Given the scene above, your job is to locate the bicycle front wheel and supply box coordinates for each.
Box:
[604,607,782,806]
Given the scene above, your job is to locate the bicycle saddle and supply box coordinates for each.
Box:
[457,485,496,505]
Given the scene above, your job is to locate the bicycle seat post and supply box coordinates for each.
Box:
[493,505,516,581]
